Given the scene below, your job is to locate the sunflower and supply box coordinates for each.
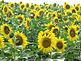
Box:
[25,3,30,8]
[0,36,4,48]
[16,14,25,24]
[67,24,79,41]
[29,10,37,19]
[1,24,12,38]
[6,9,14,18]
[9,31,28,48]
[64,2,72,13]
[38,30,56,53]
[20,3,26,10]
[2,5,9,14]
[8,2,15,9]
[38,9,44,17]
[51,26,59,37]
[63,15,69,23]
[25,18,31,29]
[54,38,66,52]
[44,22,54,29]
[52,11,57,18]
[74,4,80,11]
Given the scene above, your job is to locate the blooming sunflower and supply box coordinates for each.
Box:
[64,2,72,13]
[8,2,15,9]
[8,31,28,48]
[2,5,9,14]
[67,24,79,41]
[25,18,31,29]
[54,38,66,52]
[38,30,56,53]
[16,14,25,24]
[51,26,59,37]
[44,22,54,29]
[0,36,4,48]
[20,3,26,11]
[1,24,12,38]
[29,10,37,19]
[38,9,44,17]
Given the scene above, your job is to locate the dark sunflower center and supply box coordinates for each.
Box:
[4,26,10,34]
[53,29,58,33]
[42,38,51,48]
[21,5,24,9]
[18,17,23,20]
[4,7,7,12]
[49,25,54,29]
[11,4,14,7]
[53,14,56,17]
[75,7,79,11]
[57,41,63,49]
[70,29,76,37]
[26,3,29,7]
[27,21,30,26]
[15,35,23,46]
[65,5,70,9]
[72,9,76,13]
[64,17,67,21]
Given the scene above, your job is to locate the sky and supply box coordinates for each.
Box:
[4,0,81,5]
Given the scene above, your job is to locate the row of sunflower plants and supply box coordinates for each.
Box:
[0,0,81,61]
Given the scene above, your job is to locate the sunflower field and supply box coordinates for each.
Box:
[0,0,81,61]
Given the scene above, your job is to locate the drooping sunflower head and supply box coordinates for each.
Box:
[1,24,12,38]
[54,38,66,52]
[25,18,31,29]
[67,25,79,41]
[9,31,28,48]
[6,9,14,18]
[0,36,4,48]
[38,30,56,53]
[51,26,59,37]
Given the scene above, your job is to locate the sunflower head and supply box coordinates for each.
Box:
[30,10,37,19]
[3,5,9,14]
[38,30,56,53]
[9,31,28,48]
[25,18,31,29]
[0,36,4,48]
[1,24,12,38]
[6,9,14,18]
[44,22,54,29]
[54,38,66,52]
[51,26,59,37]
[16,14,25,24]
[67,24,79,41]
[20,4,26,10]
